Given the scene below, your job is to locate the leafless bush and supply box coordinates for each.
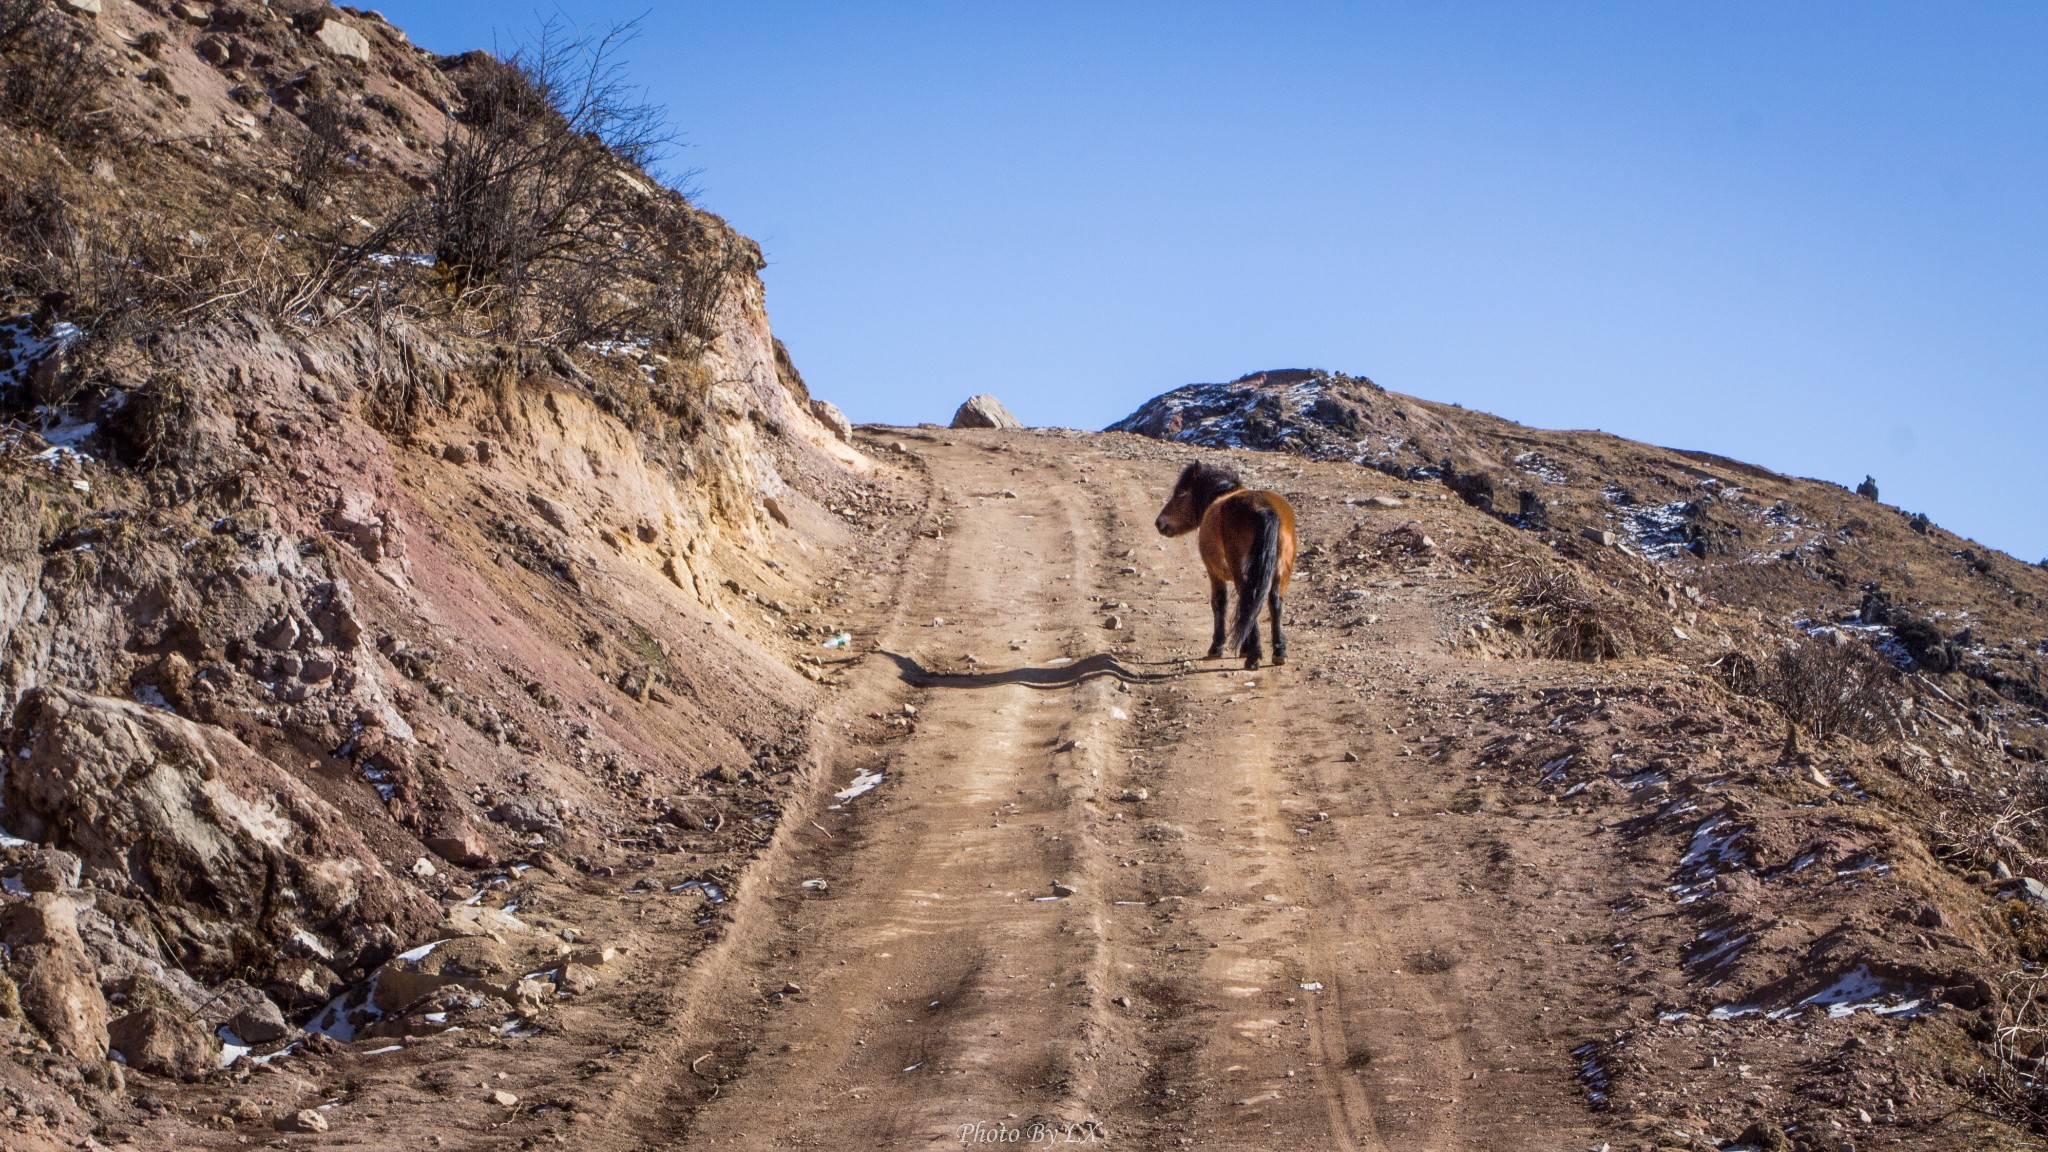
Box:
[1495,560,1644,663]
[0,2,103,141]
[0,168,292,410]
[412,19,744,346]
[105,370,204,469]
[1728,635,1903,744]
[288,98,355,212]
[1977,967,2048,1130]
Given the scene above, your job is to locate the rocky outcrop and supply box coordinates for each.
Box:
[951,394,1022,430]
[2,688,438,986]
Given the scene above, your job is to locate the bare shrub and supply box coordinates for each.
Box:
[1731,635,1903,744]
[0,167,294,412]
[1495,560,1646,663]
[1977,967,2048,1130]
[411,19,744,346]
[288,98,355,212]
[105,371,204,468]
[0,3,104,141]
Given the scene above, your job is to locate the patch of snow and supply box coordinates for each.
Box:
[394,939,445,964]
[217,1028,251,1068]
[835,771,883,801]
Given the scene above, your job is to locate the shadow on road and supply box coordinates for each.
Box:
[880,650,1244,690]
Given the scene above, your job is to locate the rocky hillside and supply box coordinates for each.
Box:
[1114,368,2047,716]
[0,1,881,1144]
[1112,368,2048,1143]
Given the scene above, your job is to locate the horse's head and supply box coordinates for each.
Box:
[1155,461,1244,536]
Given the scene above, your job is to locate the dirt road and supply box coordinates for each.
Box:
[621,431,1620,1150]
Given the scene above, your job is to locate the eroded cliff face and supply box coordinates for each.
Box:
[0,2,889,1138]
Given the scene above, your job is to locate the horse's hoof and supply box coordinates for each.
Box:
[1203,648,1223,661]
[1244,657,1262,671]
[1273,654,1287,666]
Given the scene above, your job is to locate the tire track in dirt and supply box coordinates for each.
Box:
[618,432,1614,1151]
[664,436,1144,1146]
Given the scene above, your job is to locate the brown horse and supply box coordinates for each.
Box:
[1153,461,1297,669]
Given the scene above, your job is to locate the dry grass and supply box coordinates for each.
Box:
[1493,558,1648,663]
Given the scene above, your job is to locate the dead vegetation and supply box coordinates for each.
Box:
[1492,556,1653,662]
[1717,635,1906,745]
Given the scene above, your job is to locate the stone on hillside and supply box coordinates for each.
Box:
[2,688,438,986]
[526,492,580,535]
[1855,475,1879,501]
[1,892,86,950]
[425,821,494,868]
[372,936,531,1013]
[15,946,107,1062]
[314,19,372,62]
[19,848,82,893]
[950,394,1021,430]
[56,0,101,14]
[228,997,291,1044]
[108,1006,217,1080]
[809,398,854,442]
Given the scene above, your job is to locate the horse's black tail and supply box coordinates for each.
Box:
[1229,503,1280,657]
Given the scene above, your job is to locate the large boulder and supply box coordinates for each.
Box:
[809,398,854,442]
[950,394,1022,430]
[108,1006,216,1080]
[1,688,438,984]
[314,18,372,63]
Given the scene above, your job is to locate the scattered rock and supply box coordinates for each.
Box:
[424,822,494,868]
[1341,750,1359,763]
[108,1006,216,1080]
[1855,476,1879,501]
[949,394,1022,430]
[314,18,372,63]
[442,442,476,465]
[526,493,581,535]
[1103,614,1123,630]
[809,398,854,442]
[1051,881,1077,898]
[555,964,600,995]
[227,998,291,1045]
[1581,527,1617,547]
[278,1109,329,1133]
[2002,877,2048,907]
[490,1089,519,1107]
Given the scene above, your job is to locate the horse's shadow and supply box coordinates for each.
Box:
[880,650,1228,690]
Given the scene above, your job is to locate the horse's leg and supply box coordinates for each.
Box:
[1205,578,1227,659]
[1240,592,1265,670]
[1269,589,1286,666]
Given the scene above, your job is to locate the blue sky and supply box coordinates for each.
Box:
[377,2,2047,563]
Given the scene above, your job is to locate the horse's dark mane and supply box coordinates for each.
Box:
[1175,461,1244,519]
